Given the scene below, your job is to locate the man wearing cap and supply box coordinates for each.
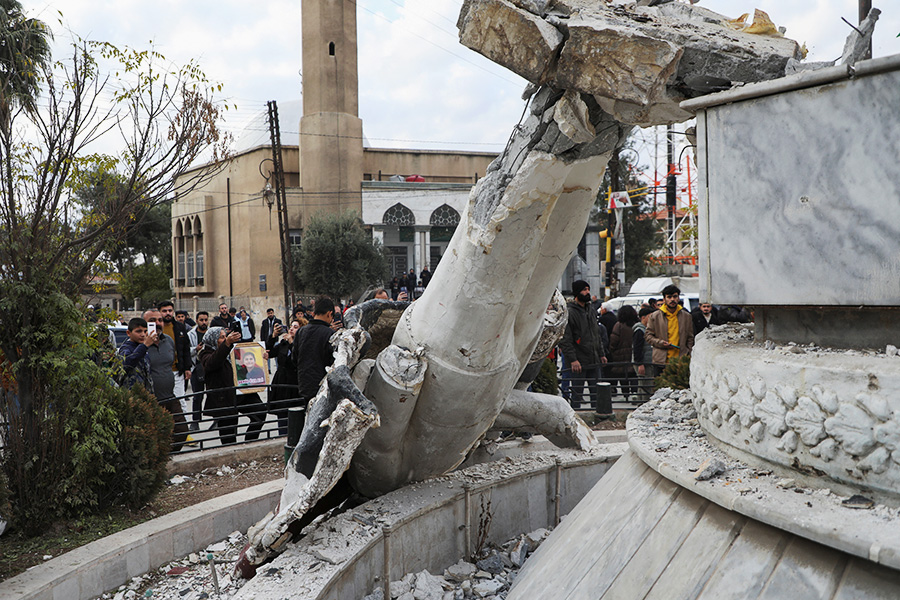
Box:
[645,284,694,375]
[558,280,610,419]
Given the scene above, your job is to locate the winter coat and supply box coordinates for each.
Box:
[199,341,236,411]
[269,337,299,407]
[645,306,694,366]
[260,316,283,345]
[293,319,335,401]
[607,321,634,377]
[559,301,605,367]
[117,339,154,393]
[691,306,723,336]
[632,322,652,366]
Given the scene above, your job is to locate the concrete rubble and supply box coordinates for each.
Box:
[360,529,552,600]
[458,0,803,125]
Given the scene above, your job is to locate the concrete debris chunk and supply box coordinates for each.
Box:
[525,528,549,548]
[445,560,477,582]
[457,0,564,83]
[694,457,727,481]
[413,570,446,600]
[459,0,802,127]
[509,537,530,567]
[311,547,345,565]
[473,578,505,598]
[886,345,898,357]
[391,579,412,598]
[475,552,504,574]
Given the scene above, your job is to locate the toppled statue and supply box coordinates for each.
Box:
[236,0,805,576]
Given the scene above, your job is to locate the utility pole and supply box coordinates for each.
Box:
[267,101,294,318]
[607,146,620,296]
[859,0,873,60]
[666,124,677,264]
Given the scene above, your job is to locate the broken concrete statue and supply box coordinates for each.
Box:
[236,0,803,576]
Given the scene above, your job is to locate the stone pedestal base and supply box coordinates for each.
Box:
[691,325,900,504]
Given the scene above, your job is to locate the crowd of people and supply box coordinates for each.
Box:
[110,275,750,451]
[115,296,347,450]
[558,279,750,419]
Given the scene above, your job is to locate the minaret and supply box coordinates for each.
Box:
[299,0,364,218]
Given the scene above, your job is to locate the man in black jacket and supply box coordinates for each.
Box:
[691,302,723,336]
[260,307,283,345]
[211,302,235,329]
[559,280,610,418]
[294,296,337,404]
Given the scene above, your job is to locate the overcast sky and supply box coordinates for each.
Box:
[32,0,900,162]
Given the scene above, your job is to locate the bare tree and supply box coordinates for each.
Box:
[0,35,231,427]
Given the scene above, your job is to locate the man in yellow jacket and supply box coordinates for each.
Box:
[645,284,694,375]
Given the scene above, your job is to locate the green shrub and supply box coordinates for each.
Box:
[531,357,559,396]
[655,356,691,390]
[0,324,172,535]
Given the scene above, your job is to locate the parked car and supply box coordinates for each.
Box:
[107,325,129,349]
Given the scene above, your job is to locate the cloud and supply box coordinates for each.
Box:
[29,0,900,156]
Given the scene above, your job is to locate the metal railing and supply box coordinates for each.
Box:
[558,360,657,413]
[162,384,303,454]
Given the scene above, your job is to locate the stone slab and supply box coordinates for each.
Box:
[696,58,900,306]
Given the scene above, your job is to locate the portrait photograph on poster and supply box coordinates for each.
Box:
[231,343,269,392]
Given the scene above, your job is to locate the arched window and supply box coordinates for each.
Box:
[429,204,460,227]
[382,203,415,226]
[430,204,460,242]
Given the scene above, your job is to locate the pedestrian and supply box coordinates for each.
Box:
[268,319,304,435]
[142,309,189,451]
[558,280,610,419]
[691,301,722,336]
[187,311,210,431]
[390,277,400,299]
[420,265,432,288]
[198,327,266,446]
[607,305,638,400]
[157,300,193,425]
[117,317,155,393]
[598,302,618,348]
[259,307,282,346]
[237,308,256,342]
[645,284,694,376]
[211,302,235,329]
[405,269,418,300]
[632,306,655,401]
[294,297,337,408]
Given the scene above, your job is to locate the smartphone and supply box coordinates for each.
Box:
[147,322,156,335]
[670,344,680,349]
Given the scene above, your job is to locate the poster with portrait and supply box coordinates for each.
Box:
[231,342,269,393]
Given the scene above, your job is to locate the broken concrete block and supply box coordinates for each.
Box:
[556,19,683,108]
[694,457,726,481]
[458,0,563,83]
[459,0,803,127]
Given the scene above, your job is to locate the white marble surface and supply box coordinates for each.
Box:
[698,64,900,306]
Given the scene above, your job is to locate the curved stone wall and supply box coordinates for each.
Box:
[690,326,900,502]
[508,449,900,600]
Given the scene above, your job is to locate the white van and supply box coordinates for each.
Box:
[605,276,700,313]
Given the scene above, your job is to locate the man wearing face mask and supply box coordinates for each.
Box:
[559,280,610,419]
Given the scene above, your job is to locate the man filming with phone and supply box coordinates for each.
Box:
[645,284,694,376]
[142,309,189,451]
